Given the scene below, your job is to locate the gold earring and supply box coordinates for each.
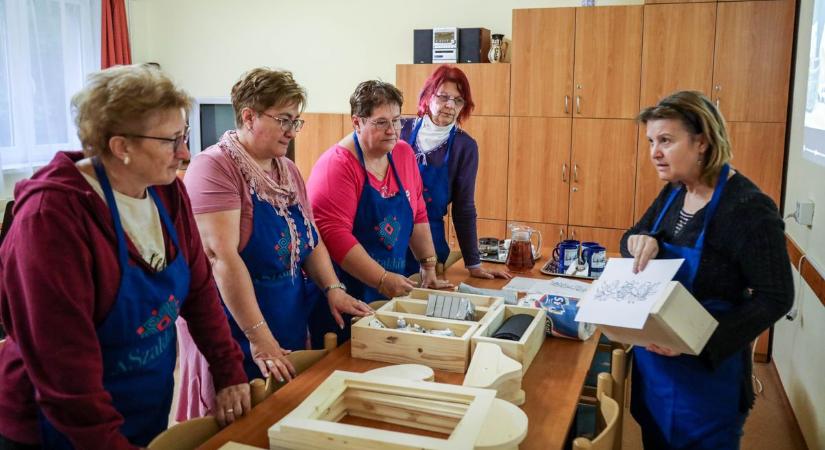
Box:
[123,155,130,165]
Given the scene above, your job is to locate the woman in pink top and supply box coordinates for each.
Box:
[175,68,371,420]
[307,80,452,345]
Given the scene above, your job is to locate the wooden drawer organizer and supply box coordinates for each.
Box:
[472,305,546,372]
[351,289,504,373]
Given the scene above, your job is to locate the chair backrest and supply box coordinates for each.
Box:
[147,416,219,450]
[249,332,338,406]
[572,372,621,450]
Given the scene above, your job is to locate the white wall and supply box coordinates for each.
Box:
[774,1,825,448]
[127,0,639,112]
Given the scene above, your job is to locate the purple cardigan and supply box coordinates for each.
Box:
[400,119,481,267]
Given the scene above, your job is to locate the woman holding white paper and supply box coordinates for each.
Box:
[621,91,793,449]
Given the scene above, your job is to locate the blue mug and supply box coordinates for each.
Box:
[586,245,607,278]
[552,240,580,273]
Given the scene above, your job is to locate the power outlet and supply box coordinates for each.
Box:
[794,201,815,227]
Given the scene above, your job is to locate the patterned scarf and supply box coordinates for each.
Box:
[217,130,316,276]
[414,115,456,166]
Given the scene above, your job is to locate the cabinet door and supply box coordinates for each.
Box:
[570,119,637,229]
[448,218,507,251]
[511,8,575,117]
[462,116,509,220]
[713,0,795,122]
[574,6,643,119]
[568,226,626,255]
[507,117,571,224]
[396,63,511,117]
[640,2,715,108]
[727,122,786,206]
[294,113,344,179]
[634,127,666,224]
[341,113,353,138]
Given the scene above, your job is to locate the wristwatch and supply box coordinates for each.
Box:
[323,283,347,294]
[419,255,438,264]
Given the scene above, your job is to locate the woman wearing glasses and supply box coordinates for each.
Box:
[400,65,510,280]
[307,80,452,345]
[0,65,248,449]
[175,68,371,421]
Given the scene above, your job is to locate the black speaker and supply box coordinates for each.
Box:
[458,28,491,63]
[414,29,433,64]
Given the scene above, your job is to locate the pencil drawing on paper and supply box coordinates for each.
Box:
[593,280,661,304]
[549,278,589,293]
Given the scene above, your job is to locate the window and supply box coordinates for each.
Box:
[0,0,100,199]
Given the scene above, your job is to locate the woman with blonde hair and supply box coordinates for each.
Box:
[176,68,371,420]
[0,64,248,449]
[623,90,792,449]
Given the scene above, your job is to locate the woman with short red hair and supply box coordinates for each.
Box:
[400,65,509,279]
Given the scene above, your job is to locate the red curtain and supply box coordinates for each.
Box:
[101,0,131,68]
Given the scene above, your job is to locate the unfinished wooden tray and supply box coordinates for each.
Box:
[376,298,498,325]
[472,305,546,373]
[352,312,479,373]
[268,370,526,450]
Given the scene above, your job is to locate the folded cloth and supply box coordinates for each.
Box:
[491,314,535,341]
[457,283,518,305]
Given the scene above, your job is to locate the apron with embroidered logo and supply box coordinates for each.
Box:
[229,195,318,380]
[403,118,456,275]
[631,164,748,449]
[38,159,191,448]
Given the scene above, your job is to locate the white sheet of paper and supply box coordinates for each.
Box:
[502,276,592,298]
[575,258,683,329]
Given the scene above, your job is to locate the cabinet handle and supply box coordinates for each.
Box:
[576,95,581,114]
[573,163,579,182]
[564,95,570,114]
[562,163,568,183]
[559,228,564,243]
[571,229,576,240]
[715,97,720,109]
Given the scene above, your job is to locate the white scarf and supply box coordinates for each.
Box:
[415,115,455,156]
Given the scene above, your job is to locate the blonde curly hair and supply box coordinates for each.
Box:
[71,64,192,158]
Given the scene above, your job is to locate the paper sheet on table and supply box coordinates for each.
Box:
[502,276,592,298]
[574,258,683,329]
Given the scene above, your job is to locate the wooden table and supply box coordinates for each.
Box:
[200,258,599,450]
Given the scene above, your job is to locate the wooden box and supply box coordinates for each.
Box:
[472,305,546,372]
[595,281,718,355]
[376,298,498,325]
[352,312,480,373]
[401,288,504,310]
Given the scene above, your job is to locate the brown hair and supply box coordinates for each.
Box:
[349,80,404,118]
[72,64,192,158]
[231,68,306,127]
[637,90,732,186]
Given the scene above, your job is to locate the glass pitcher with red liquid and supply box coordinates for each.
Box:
[505,223,542,272]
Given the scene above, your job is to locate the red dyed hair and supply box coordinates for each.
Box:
[416,65,475,125]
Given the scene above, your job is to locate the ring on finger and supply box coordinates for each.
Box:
[226,408,234,414]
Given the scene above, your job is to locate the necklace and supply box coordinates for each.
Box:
[365,157,389,180]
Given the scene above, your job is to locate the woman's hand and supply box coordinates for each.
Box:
[627,234,659,273]
[646,343,680,357]
[214,382,251,427]
[378,272,416,298]
[469,266,512,280]
[420,266,454,290]
[327,289,373,328]
[248,335,295,383]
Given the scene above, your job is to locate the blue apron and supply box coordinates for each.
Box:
[39,159,191,448]
[631,164,748,450]
[403,118,457,275]
[229,193,318,381]
[308,133,414,346]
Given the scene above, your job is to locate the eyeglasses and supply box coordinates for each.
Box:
[122,126,190,152]
[433,94,465,108]
[360,117,402,131]
[260,112,305,132]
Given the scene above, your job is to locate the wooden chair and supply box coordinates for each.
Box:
[249,332,338,406]
[573,372,621,450]
[147,416,219,450]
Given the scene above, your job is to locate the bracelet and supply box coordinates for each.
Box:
[243,319,267,336]
[376,270,389,293]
